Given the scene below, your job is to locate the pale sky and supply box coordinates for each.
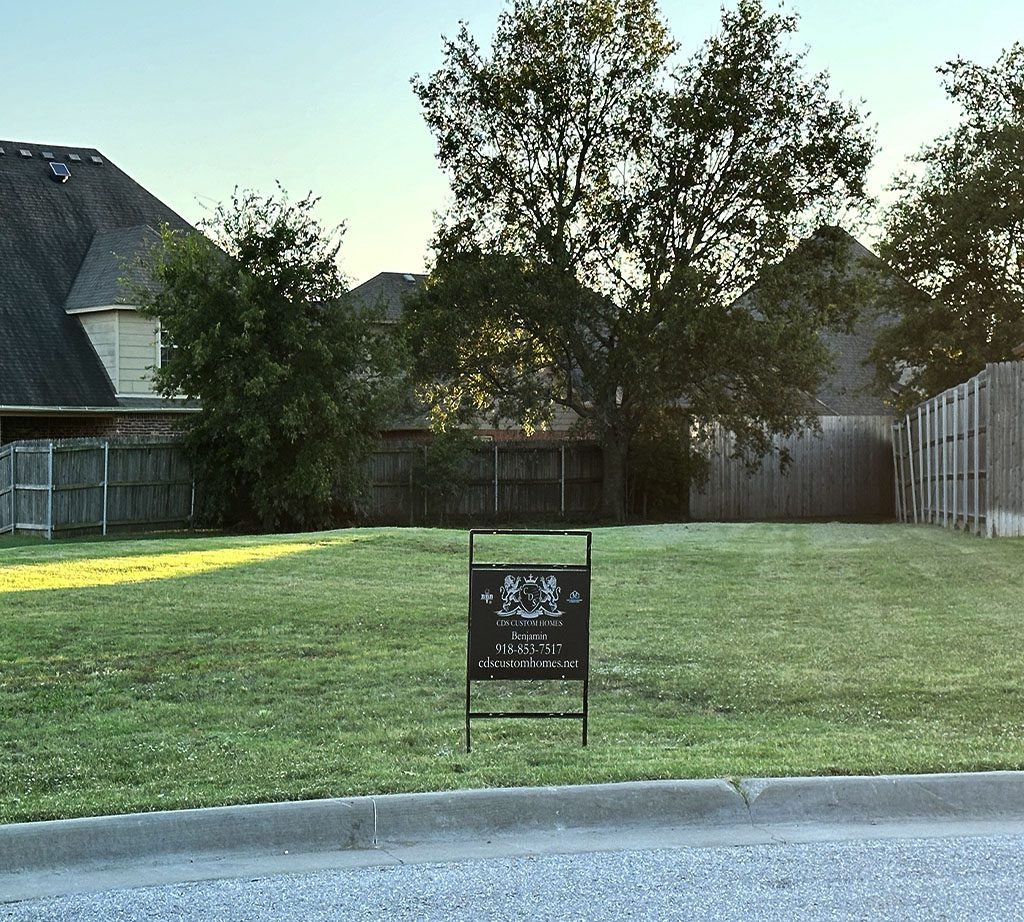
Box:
[3,1,1020,285]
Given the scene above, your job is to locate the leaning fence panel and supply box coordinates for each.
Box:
[889,362,1024,536]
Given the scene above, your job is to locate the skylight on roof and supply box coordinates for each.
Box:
[403,273,416,282]
[89,155,103,165]
[19,149,31,158]
[49,162,71,183]
[68,153,81,162]
[42,151,54,160]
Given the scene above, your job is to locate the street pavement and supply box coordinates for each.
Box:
[5,830,1024,921]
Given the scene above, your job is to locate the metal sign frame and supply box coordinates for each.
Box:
[466,528,592,752]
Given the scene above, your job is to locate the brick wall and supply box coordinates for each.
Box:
[0,414,187,445]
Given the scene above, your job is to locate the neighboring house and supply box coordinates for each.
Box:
[350,229,896,438]
[731,227,897,418]
[0,139,199,445]
[348,272,432,440]
[349,270,591,440]
[686,227,899,520]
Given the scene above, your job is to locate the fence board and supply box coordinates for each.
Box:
[688,416,893,521]
[0,446,11,534]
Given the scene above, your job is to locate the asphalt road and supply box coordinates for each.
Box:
[5,831,1024,922]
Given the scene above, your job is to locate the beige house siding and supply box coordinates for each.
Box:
[77,310,119,388]
[117,311,160,394]
[71,306,160,396]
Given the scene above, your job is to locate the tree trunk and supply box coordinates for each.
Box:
[601,435,628,522]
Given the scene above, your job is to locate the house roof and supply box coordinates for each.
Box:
[812,232,899,416]
[351,237,896,418]
[65,225,163,312]
[735,227,897,416]
[0,140,192,409]
[348,271,426,322]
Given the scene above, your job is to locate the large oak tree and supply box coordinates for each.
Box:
[405,0,874,520]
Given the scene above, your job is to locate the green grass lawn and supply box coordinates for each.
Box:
[2,522,1023,824]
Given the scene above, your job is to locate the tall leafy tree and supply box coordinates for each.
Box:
[140,188,398,531]
[872,44,1024,409]
[407,0,874,519]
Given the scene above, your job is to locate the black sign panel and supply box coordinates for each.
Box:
[469,566,590,680]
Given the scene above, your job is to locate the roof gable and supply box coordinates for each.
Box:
[735,227,900,416]
[349,271,426,322]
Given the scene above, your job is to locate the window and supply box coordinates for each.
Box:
[158,325,176,369]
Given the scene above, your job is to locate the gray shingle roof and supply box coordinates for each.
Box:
[0,140,192,408]
[734,228,897,417]
[64,225,163,312]
[349,271,426,322]
[812,233,898,416]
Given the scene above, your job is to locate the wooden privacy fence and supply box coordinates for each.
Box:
[690,415,894,521]
[370,420,893,525]
[892,361,1024,537]
[364,441,603,523]
[0,440,193,538]
[0,421,898,536]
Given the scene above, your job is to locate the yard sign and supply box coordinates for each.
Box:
[465,529,592,751]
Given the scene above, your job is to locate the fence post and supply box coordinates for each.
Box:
[952,388,959,528]
[9,447,15,534]
[560,444,566,515]
[102,441,110,536]
[921,407,929,522]
[985,367,994,537]
[901,424,909,518]
[905,414,918,523]
[422,445,429,521]
[974,375,980,534]
[408,452,415,527]
[926,400,932,522]
[891,424,902,522]
[46,442,54,540]
[493,441,499,514]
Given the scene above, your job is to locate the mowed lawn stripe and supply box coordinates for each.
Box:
[1,524,1023,824]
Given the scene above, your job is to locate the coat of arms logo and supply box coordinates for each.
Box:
[498,573,563,618]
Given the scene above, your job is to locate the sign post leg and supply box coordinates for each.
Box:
[582,678,589,746]
[465,675,472,753]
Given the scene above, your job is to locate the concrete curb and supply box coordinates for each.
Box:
[3,772,1024,882]
[0,798,375,875]
[742,770,1024,827]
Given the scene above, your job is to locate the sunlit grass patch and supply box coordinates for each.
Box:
[0,538,352,593]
